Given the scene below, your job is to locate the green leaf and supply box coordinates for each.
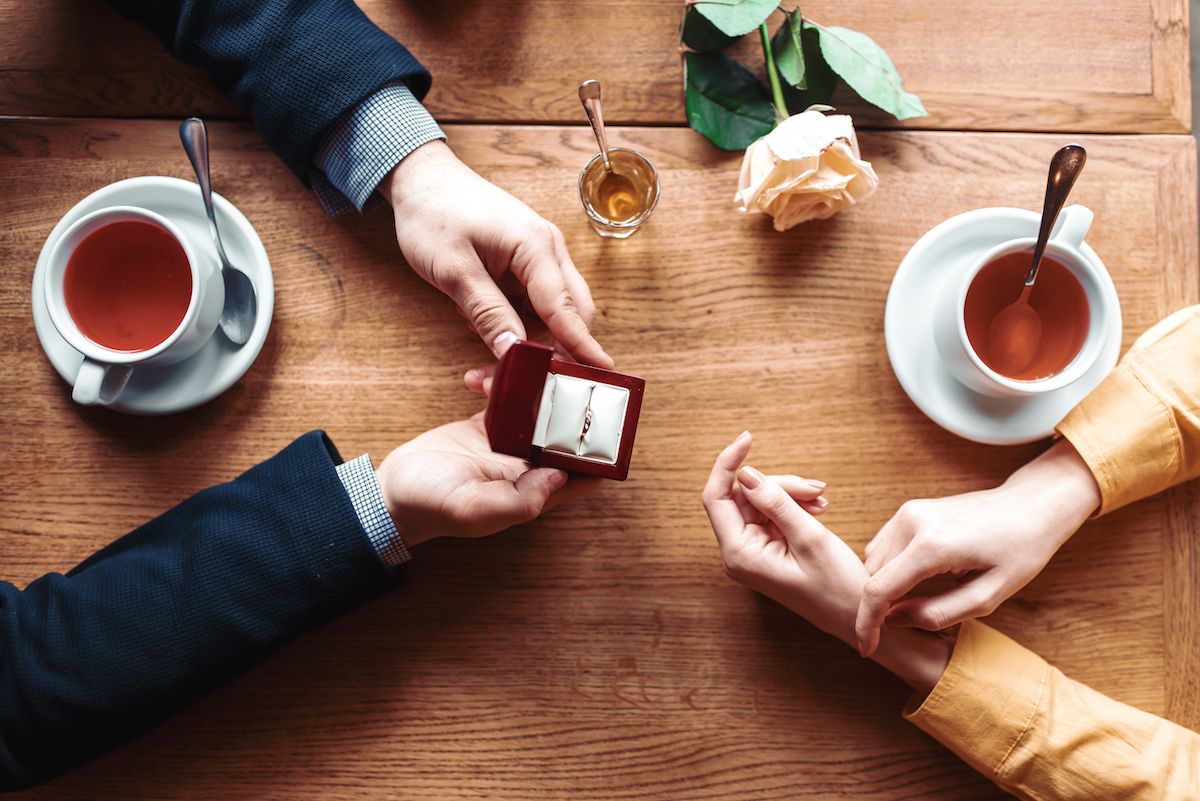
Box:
[693,0,780,38]
[808,22,928,120]
[681,7,738,51]
[781,24,837,111]
[770,9,805,88]
[684,51,776,150]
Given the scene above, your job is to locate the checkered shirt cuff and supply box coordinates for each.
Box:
[310,82,447,216]
[334,454,412,568]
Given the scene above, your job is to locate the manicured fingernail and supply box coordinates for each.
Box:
[804,479,827,491]
[547,470,568,490]
[465,368,484,383]
[492,331,519,356]
[737,430,751,441]
[814,496,829,509]
[737,466,764,489]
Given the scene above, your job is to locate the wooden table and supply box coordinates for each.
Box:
[1,3,1197,800]
[1,0,1192,132]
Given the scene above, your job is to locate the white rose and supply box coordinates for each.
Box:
[734,109,879,231]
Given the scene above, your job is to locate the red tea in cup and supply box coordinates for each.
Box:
[63,220,192,352]
[963,250,1090,381]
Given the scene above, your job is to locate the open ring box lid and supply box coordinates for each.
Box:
[484,340,645,480]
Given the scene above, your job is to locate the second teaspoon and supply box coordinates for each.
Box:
[577,79,637,221]
[986,144,1087,376]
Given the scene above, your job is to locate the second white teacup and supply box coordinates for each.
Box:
[43,205,224,406]
[932,204,1116,398]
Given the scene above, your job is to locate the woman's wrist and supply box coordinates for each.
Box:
[809,574,952,697]
[827,589,952,696]
[870,627,954,699]
[1006,438,1101,546]
[819,441,1098,700]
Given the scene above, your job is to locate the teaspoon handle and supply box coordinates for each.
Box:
[1027,144,1087,286]
[179,117,231,267]
[578,79,612,172]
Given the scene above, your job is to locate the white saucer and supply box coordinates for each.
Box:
[884,207,1121,445]
[32,176,274,415]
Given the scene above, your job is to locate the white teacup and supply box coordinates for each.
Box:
[932,204,1115,398]
[44,206,224,406]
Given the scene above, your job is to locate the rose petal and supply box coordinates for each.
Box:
[734,110,877,229]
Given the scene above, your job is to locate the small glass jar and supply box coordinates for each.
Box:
[577,147,660,238]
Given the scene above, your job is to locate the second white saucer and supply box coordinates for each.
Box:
[884,207,1122,445]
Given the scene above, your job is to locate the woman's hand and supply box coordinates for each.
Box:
[701,431,863,641]
[701,432,952,695]
[377,414,595,547]
[854,439,1101,657]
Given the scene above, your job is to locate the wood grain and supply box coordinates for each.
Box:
[0,119,1196,799]
[0,0,1190,133]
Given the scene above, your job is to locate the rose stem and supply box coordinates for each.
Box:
[759,21,788,124]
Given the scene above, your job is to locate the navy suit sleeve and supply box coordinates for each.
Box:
[103,0,433,181]
[0,432,396,790]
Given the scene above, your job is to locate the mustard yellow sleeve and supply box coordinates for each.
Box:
[1055,305,1200,515]
[904,621,1200,800]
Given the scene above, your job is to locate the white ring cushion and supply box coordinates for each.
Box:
[531,374,629,464]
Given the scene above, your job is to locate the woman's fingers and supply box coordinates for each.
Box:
[769,475,828,502]
[883,571,1007,631]
[863,505,918,574]
[770,475,829,515]
[733,477,828,519]
[855,540,949,657]
[702,432,754,549]
[864,528,907,575]
[800,499,828,516]
[735,465,828,553]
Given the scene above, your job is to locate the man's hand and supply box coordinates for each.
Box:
[854,439,1101,657]
[377,414,594,547]
[379,141,612,380]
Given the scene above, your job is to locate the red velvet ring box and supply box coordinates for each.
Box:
[484,340,645,480]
